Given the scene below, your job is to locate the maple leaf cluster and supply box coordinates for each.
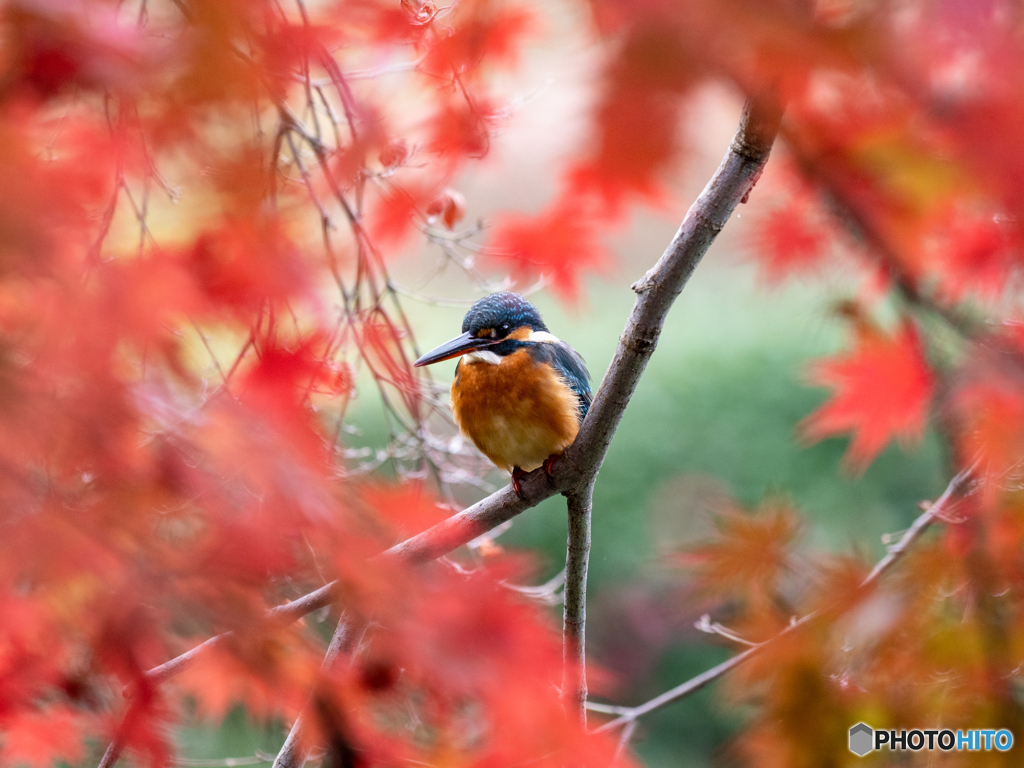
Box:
[611,3,1024,760]
[4,0,1024,765]
[0,0,634,764]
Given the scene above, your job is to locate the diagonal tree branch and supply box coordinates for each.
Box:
[97,96,781,767]
[566,99,782,483]
[591,465,976,735]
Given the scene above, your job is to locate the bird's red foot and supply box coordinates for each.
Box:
[511,466,528,501]
[542,454,559,485]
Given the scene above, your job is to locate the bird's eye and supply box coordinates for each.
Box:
[502,324,509,331]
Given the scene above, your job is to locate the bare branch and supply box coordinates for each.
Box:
[97,725,129,768]
[270,96,781,768]
[613,719,639,765]
[503,567,565,605]
[174,755,276,767]
[863,462,977,584]
[592,465,976,735]
[584,701,633,716]
[592,645,761,736]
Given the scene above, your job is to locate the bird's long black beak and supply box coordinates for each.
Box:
[414,331,496,367]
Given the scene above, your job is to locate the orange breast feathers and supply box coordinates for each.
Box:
[450,348,583,473]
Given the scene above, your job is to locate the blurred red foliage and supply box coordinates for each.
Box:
[4,0,1024,765]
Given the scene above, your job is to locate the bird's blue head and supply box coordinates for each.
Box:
[414,292,548,366]
[460,292,548,337]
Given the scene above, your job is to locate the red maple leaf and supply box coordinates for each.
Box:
[751,198,833,281]
[678,500,802,613]
[800,320,934,471]
[423,3,536,76]
[937,212,1020,301]
[426,96,496,161]
[488,197,609,300]
[367,181,441,251]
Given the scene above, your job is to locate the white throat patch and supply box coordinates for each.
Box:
[464,350,503,365]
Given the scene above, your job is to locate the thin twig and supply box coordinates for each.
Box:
[502,567,566,605]
[174,755,275,767]
[592,465,976,735]
[864,464,976,584]
[694,614,758,647]
[613,719,638,764]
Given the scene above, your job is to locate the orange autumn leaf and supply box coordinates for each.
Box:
[343,559,631,768]
[678,500,802,610]
[378,138,409,170]
[5,1,150,101]
[800,321,934,471]
[184,217,310,312]
[175,634,317,723]
[947,326,1024,502]
[10,0,1024,763]
[567,20,694,213]
[426,96,496,161]
[954,382,1024,487]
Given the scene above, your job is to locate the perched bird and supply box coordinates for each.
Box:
[414,292,592,499]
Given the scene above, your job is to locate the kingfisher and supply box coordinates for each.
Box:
[413,292,592,500]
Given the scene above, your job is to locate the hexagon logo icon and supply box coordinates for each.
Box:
[849,723,874,756]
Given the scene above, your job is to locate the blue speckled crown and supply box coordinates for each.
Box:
[461,292,548,335]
